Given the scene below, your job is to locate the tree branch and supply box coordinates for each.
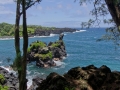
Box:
[20,0,41,15]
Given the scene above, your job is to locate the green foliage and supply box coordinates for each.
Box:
[11,52,22,71]
[51,42,60,47]
[27,27,34,34]
[0,74,5,84]
[0,74,9,90]
[28,41,46,53]
[0,22,56,37]
[34,51,53,60]
[51,40,63,47]
[0,22,14,36]
[0,85,9,90]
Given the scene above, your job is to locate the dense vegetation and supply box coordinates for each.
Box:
[0,22,56,36]
[0,74,8,90]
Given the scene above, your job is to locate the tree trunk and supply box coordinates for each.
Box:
[105,0,120,28]
[14,0,22,86]
[19,0,28,89]
[15,0,21,57]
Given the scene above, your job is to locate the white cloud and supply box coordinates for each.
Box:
[57,4,63,9]
[42,21,81,28]
[0,0,13,4]
[0,6,14,15]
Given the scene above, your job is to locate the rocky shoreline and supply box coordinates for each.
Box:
[0,67,19,90]
[29,28,77,36]
[32,65,120,90]
[0,65,120,90]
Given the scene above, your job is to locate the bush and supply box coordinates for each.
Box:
[27,41,46,53]
[0,85,9,90]
[51,40,63,47]
[34,51,53,60]
[0,74,5,84]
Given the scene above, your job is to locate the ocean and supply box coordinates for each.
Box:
[0,28,120,87]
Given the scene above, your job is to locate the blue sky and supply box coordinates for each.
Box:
[0,0,112,27]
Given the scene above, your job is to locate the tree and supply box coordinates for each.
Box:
[77,0,120,45]
[18,0,28,89]
[13,0,42,89]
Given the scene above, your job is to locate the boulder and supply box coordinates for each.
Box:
[0,67,19,90]
[36,72,71,90]
[36,65,120,90]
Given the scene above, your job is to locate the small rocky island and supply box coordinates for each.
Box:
[27,34,66,68]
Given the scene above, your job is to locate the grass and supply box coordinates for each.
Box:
[0,74,5,84]
[51,40,64,47]
[0,85,9,90]
[0,74,8,90]
[27,41,46,53]
[34,51,53,60]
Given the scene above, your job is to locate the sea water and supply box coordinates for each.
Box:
[0,28,120,87]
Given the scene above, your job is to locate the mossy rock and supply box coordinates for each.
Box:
[34,51,53,60]
[27,41,47,53]
[50,40,64,48]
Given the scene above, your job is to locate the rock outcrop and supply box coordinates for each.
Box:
[35,65,120,90]
[27,34,67,68]
[0,67,19,90]
[33,28,76,36]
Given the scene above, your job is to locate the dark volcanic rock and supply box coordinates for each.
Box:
[27,34,67,68]
[34,28,76,36]
[0,67,19,90]
[35,65,120,90]
[36,72,71,90]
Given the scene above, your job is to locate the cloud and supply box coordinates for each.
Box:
[42,21,82,28]
[57,4,63,9]
[0,6,15,15]
[0,0,13,4]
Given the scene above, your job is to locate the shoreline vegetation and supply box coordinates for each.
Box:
[0,22,77,38]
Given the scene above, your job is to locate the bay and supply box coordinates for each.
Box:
[0,28,120,86]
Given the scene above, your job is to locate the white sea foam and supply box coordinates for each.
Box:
[54,61,65,68]
[0,66,17,75]
[73,30,86,33]
[0,38,14,40]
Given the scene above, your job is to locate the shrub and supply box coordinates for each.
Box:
[0,74,5,84]
[0,85,9,90]
[27,41,46,53]
[51,40,64,47]
[34,51,53,60]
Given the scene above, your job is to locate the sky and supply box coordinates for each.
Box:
[0,0,112,28]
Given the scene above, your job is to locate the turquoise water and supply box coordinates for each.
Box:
[0,28,120,85]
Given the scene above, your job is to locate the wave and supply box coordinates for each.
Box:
[0,38,14,40]
[30,34,58,38]
[73,30,86,33]
[54,61,65,67]
[0,66,17,75]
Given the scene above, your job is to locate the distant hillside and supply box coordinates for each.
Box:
[0,22,76,37]
[0,22,56,36]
